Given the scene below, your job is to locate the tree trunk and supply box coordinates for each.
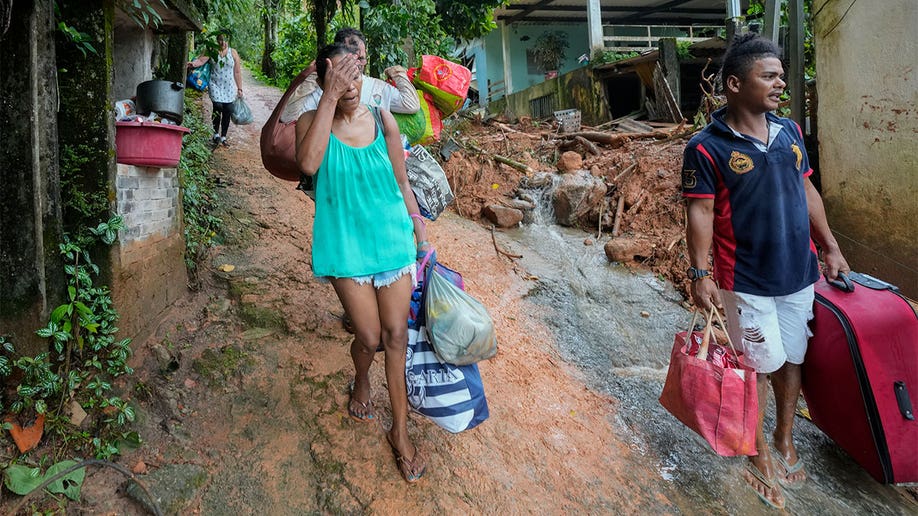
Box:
[261,1,278,79]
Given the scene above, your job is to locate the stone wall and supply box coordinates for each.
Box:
[112,164,188,338]
[815,0,918,296]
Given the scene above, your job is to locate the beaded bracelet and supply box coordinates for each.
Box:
[416,240,430,248]
[410,213,426,225]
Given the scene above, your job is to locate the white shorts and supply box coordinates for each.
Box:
[721,285,815,374]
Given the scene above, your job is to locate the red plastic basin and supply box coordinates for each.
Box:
[115,120,190,168]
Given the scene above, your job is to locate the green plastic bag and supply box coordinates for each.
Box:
[392,89,429,146]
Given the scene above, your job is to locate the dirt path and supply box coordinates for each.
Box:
[62,70,917,515]
[59,69,677,514]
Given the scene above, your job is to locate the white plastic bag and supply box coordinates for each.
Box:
[231,97,253,125]
[424,257,497,366]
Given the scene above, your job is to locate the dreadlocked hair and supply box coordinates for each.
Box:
[720,33,783,84]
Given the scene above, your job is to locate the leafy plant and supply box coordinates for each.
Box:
[56,22,98,57]
[531,31,569,72]
[115,0,166,29]
[178,88,223,285]
[592,49,639,65]
[676,40,694,60]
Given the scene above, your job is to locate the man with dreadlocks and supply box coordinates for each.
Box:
[681,34,849,510]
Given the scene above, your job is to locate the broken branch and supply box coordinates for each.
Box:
[611,195,626,237]
[467,142,536,175]
[490,225,523,260]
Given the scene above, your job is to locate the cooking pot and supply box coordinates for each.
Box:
[135,80,185,123]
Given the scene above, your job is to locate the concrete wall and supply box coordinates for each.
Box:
[815,0,918,296]
[489,66,610,127]
[0,0,64,355]
[485,23,591,97]
[112,164,188,339]
[113,24,153,100]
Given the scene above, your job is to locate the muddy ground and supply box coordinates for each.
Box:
[4,70,917,515]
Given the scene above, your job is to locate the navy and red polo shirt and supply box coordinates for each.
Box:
[681,107,819,296]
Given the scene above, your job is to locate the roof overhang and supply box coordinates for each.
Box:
[496,0,749,26]
[114,0,204,33]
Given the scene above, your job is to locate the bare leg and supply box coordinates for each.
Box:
[772,362,807,483]
[376,275,425,480]
[331,279,380,419]
[744,372,785,508]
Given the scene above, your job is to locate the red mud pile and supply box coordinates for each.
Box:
[434,115,696,299]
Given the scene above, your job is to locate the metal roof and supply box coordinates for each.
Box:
[496,0,749,26]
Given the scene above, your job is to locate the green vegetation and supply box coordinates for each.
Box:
[0,216,139,466]
[178,88,223,286]
[592,49,639,65]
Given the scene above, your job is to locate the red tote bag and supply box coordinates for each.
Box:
[659,309,758,457]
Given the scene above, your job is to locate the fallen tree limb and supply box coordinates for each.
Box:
[487,120,545,140]
[566,130,671,146]
[467,142,536,175]
[490,225,523,260]
[573,135,600,156]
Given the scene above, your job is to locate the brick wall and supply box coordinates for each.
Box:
[112,163,188,338]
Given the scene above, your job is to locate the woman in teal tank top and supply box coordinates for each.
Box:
[295,44,430,483]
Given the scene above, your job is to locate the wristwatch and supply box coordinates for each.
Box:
[687,266,711,282]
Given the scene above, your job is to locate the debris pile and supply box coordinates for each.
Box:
[436,113,697,298]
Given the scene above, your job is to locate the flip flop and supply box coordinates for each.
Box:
[743,460,785,510]
[347,382,375,423]
[773,451,806,490]
[386,434,426,483]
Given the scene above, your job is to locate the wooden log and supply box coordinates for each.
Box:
[573,135,600,156]
[611,195,626,237]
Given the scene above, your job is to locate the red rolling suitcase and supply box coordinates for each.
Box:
[802,272,918,484]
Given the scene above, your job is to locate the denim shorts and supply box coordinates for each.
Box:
[721,284,815,374]
[317,263,417,290]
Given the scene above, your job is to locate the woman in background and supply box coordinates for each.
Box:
[188,30,242,146]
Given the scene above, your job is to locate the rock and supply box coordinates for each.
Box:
[67,400,88,427]
[125,463,208,515]
[520,172,554,189]
[132,461,148,474]
[508,198,535,211]
[482,205,524,228]
[604,237,651,263]
[590,165,602,177]
[556,151,583,172]
[552,170,607,227]
[640,310,651,318]
[149,343,174,371]
[584,238,594,246]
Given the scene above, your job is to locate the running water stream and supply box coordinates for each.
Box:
[490,182,915,514]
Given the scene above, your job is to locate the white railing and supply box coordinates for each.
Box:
[601,24,721,52]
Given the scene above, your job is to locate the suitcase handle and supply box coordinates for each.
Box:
[825,272,854,293]
[894,381,915,421]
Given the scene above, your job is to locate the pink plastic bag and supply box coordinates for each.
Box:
[413,55,471,117]
[659,310,758,456]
